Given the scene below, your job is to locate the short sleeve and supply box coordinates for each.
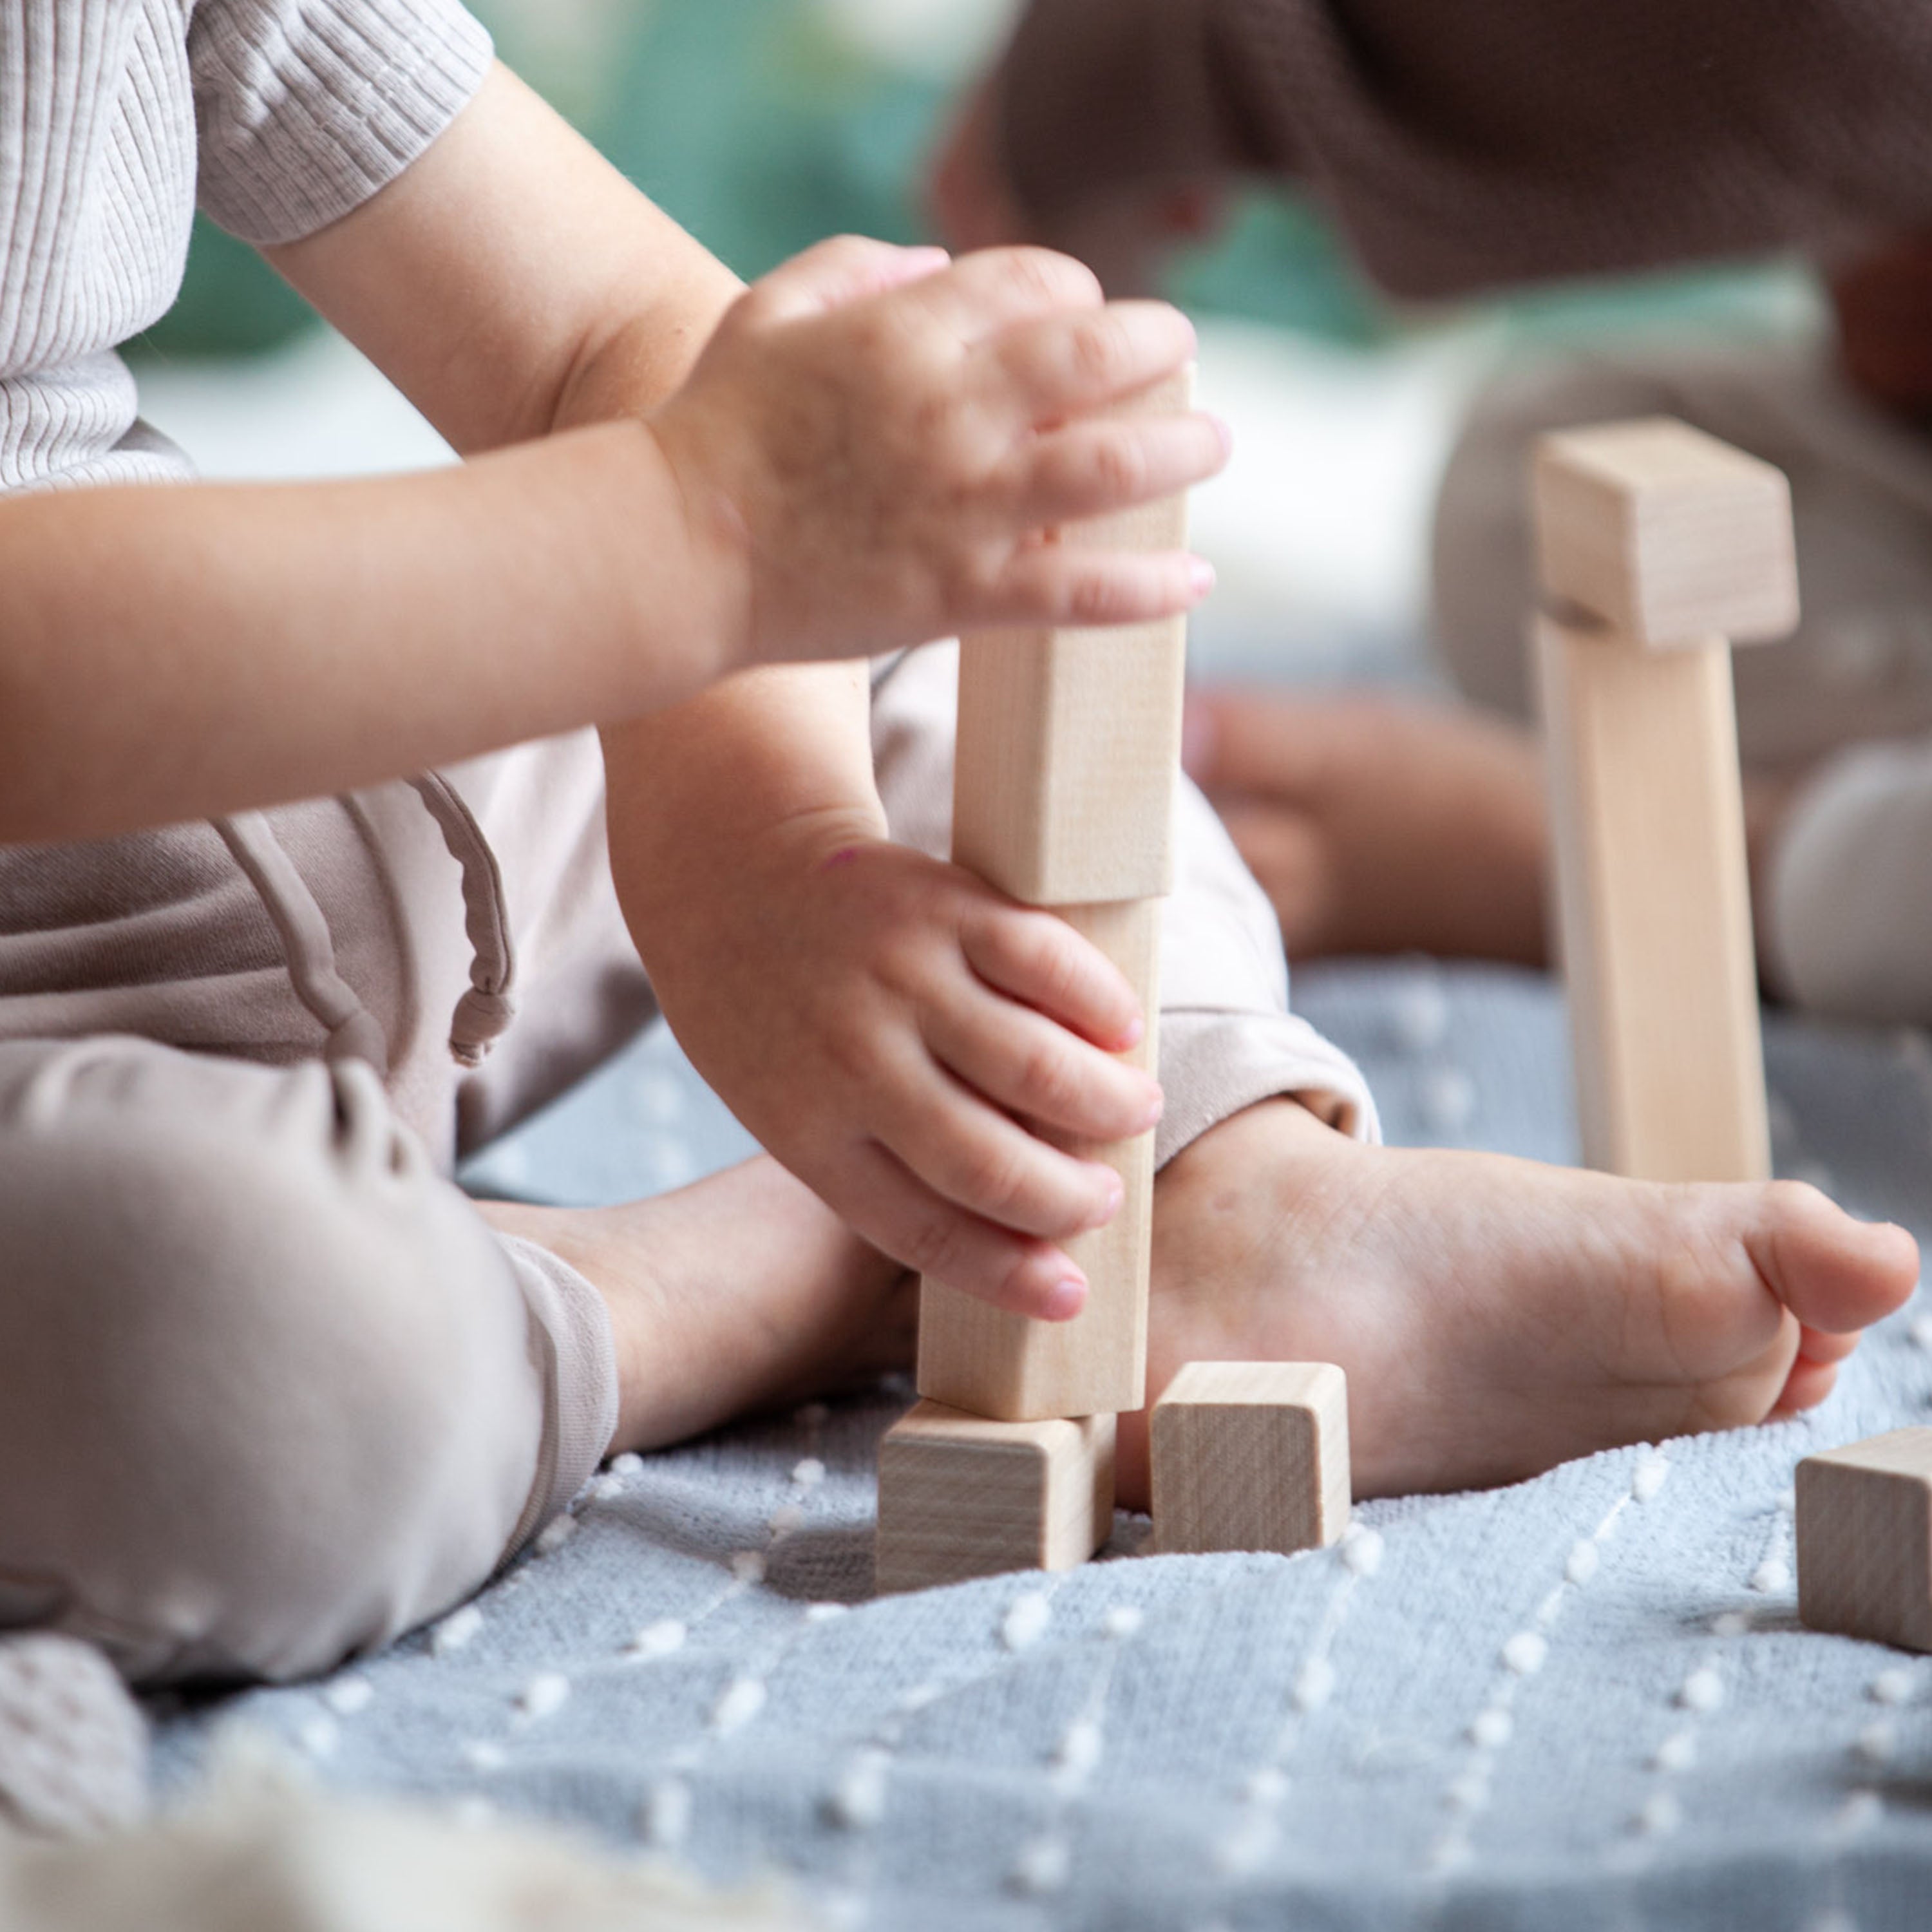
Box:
[189,0,493,246]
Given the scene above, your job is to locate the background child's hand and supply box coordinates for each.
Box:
[647,236,1226,670]
[641,809,1164,1319]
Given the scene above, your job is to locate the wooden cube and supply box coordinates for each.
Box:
[1150,1361,1350,1557]
[875,1403,1116,1594]
[1533,418,1799,649]
[1797,1428,1932,1651]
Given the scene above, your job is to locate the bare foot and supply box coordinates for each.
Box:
[479,1158,913,1455]
[1124,1099,1920,1508]
[1183,690,1551,964]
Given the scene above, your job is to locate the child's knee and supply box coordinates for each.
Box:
[0,1039,545,1683]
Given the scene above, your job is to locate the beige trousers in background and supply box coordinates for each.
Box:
[1433,339,1932,1021]
[0,641,1372,1686]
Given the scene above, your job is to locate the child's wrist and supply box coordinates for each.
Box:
[637,408,760,681]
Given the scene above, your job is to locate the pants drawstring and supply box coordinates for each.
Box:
[214,812,390,1070]
[217,775,518,1075]
[406,773,518,1068]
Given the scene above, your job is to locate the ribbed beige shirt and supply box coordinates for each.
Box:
[0,0,491,492]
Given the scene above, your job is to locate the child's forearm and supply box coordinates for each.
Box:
[0,421,728,843]
[602,661,884,974]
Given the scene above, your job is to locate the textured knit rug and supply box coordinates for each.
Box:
[151,960,1932,1932]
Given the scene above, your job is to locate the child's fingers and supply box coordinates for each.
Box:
[858,1047,1122,1240]
[921,998,1162,1143]
[898,245,1103,344]
[983,301,1198,421]
[960,903,1142,1048]
[739,235,952,327]
[987,545,1215,630]
[829,1139,1090,1320]
[1010,415,1229,526]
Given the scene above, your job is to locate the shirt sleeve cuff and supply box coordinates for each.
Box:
[192,0,494,247]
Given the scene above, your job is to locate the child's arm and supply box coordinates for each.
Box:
[272,68,1221,1321]
[0,67,1215,844]
[604,663,1167,1321]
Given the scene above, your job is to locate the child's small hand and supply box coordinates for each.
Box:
[646,813,1164,1319]
[647,236,1227,670]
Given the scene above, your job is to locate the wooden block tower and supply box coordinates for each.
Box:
[874,374,1354,1591]
[874,373,1188,1593]
[1531,419,1798,1183]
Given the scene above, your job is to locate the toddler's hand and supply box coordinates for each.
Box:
[647,815,1164,1319]
[648,236,1226,670]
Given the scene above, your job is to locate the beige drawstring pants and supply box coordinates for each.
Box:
[0,643,1372,1685]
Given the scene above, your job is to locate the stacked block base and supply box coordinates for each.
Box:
[875,1403,1116,1594]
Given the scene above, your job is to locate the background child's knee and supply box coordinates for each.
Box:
[0,1039,548,1683]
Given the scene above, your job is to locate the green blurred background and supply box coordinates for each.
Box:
[134,0,1810,363]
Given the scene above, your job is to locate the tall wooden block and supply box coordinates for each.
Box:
[917,373,1193,1425]
[1150,1361,1350,1557]
[918,898,1160,1420]
[1532,417,1794,1185]
[1537,614,1770,1181]
[951,369,1192,908]
[1533,417,1799,648]
[875,1402,1116,1594]
[1797,1429,1932,1653]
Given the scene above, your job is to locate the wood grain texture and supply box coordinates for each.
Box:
[1532,417,1799,649]
[1537,612,1770,1182]
[875,1401,1117,1594]
[917,898,1160,1420]
[1150,1361,1350,1557]
[951,370,1192,907]
[1797,1429,1932,1652]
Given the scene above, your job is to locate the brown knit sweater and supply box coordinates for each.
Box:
[992,0,1932,297]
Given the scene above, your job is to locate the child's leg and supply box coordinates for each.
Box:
[0,748,917,1681]
[0,1036,613,1684]
[871,643,1920,1507]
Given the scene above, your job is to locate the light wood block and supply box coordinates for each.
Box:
[916,897,1159,1420]
[916,375,1193,1425]
[1150,1361,1350,1557]
[1533,417,1799,649]
[875,1402,1116,1593]
[1797,1429,1932,1652]
[951,370,1192,907]
[1538,612,1770,1181]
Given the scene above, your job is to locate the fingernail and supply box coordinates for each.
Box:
[1186,557,1216,601]
[1040,1275,1088,1321]
[1113,1012,1146,1051]
[1138,1080,1165,1128]
[1180,698,1217,776]
[1206,412,1233,459]
[1103,1171,1125,1217]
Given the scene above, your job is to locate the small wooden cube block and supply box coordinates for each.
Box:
[1797,1429,1932,1651]
[875,1403,1115,1595]
[1151,1361,1349,1557]
[1533,417,1799,648]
